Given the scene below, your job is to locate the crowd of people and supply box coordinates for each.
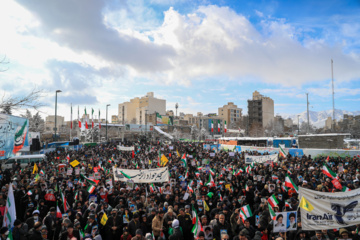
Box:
[0,140,359,240]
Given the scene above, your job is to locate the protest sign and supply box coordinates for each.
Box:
[299,187,360,230]
[273,211,297,232]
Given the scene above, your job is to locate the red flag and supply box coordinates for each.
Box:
[332,178,342,190]
[326,156,330,161]
[132,151,135,158]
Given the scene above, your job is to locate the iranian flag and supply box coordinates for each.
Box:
[56,202,62,218]
[239,209,247,223]
[181,154,187,168]
[206,174,215,187]
[322,164,337,179]
[84,107,88,129]
[70,104,73,129]
[197,166,203,171]
[268,194,279,208]
[66,154,70,163]
[210,169,215,176]
[241,205,253,218]
[279,145,286,158]
[98,110,101,129]
[285,174,299,192]
[218,120,220,132]
[87,185,96,194]
[195,171,200,177]
[246,165,251,174]
[191,206,203,238]
[91,108,94,128]
[268,202,276,220]
[78,106,81,128]
[3,184,16,228]
[342,186,351,192]
[218,193,223,201]
[187,184,193,193]
[224,121,227,133]
[80,174,99,185]
[272,175,278,180]
[281,185,288,192]
[149,183,156,193]
[27,190,32,196]
[245,184,249,191]
[211,120,214,132]
[189,180,194,186]
[60,189,69,212]
[185,168,189,179]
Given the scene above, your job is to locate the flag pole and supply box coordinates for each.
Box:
[70,103,72,142]
[98,109,101,143]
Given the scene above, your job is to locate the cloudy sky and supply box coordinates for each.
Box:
[1,0,360,120]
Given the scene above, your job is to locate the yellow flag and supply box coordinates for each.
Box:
[33,163,38,174]
[204,200,210,212]
[160,154,169,167]
[100,212,108,225]
[176,150,180,157]
[34,173,40,182]
[299,196,314,212]
[70,160,80,167]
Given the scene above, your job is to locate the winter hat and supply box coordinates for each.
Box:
[172,219,179,228]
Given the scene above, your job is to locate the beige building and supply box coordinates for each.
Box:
[45,115,65,132]
[218,102,242,127]
[118,92,166,124]
[284,118,294,128]
[248,91,274,128]
[325,117,333,130]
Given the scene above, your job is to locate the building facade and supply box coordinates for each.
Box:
[118,92,166,125]
[248,91,274,128]
[45,115,65,132]
[218,102,242,128]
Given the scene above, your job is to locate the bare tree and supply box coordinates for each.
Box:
[249,122,264,137]
[20,110,45,133]
[0,89,44,115]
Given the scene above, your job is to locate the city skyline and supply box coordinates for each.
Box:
[1,0,359,120]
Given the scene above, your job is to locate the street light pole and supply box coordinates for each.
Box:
[297,115,300,135]
[106,104,110,142]
[54,90,62,141]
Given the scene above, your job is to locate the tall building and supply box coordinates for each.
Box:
[248,91,274,128]
[218,102,242,128]
[118,92,166,124]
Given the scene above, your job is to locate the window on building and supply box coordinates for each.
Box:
[237,110,239,113]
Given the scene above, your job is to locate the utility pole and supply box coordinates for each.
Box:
[306,93,310,134]
[297,115,300,135]
[106,104,110,141]
[175,103,178,119]
[331,59,335,132]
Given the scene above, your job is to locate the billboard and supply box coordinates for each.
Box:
[156,113,173,126]
[0,114,29,159]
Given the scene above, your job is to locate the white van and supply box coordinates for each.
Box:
[2,154,47,170]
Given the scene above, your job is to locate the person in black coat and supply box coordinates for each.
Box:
[128,213,141,237]
[106,208,123,240]
[213,214,232,240]
[28,222,43,240]
[59,224,80,240]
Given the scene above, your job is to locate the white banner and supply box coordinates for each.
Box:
[117,146,134,151]
[299,187,360,230]
[244,154,278,164]
[113,167,169,183]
